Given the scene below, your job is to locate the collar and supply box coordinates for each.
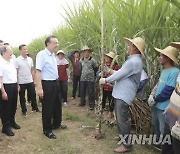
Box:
[128,54,141,59]
[81,56,92,61]
[20,55,28,60]
[45,48,54,56]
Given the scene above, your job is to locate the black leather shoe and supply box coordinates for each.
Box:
[11,123,21,129]
[2,128,14,136]
[43,131,56,139]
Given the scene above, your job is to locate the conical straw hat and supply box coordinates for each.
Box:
[104,51,115,59]
[124,37,145,56]
[155,46,178,65]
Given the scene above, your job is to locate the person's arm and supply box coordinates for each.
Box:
[154,71,179,102]
[0,76,8,100]
[92,59,98,75]
[35,52,44,98]
[154,85,175,102]
[106,61,134,83]
[35,70,43,98]
[30,58,35,81]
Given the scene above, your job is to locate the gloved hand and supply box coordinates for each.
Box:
[68,78,71,83]
[148,95,156,107]
[171,122,180,141]
[104,65,111,73]
[99,78,106,85]
[148,84,158,107]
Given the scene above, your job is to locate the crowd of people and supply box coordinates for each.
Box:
[0,36,180,154]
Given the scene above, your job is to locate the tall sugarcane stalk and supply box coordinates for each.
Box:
[96,0,105,136]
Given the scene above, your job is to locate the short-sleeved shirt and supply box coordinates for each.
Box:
[16,55,33,84]
[80,57,98,82]
[155,67,179,110]
[36,48,58,80]
[0,58,17,84]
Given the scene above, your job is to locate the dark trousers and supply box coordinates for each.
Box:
[72,75,80,98]
[80,81,95,108]
[19,82,38,113]
[162,123,180,154]
[102,90,114,111]
[42,80,62,133]
[1,83,18,129]
[0,91,2,118]
[115,99,131,148]
[59,80,68,103]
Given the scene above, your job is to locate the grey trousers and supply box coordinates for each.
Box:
[115,99,131,148]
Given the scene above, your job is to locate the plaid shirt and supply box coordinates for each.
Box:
[103,63,120,91]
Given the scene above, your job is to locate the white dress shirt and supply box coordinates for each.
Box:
[0,58,17,84]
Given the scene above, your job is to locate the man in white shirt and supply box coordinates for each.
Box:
[16,44,39,116]
[0,45,20,137]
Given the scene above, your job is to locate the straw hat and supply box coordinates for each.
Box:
[57,50,65,55]
[81,46,92,52]
[124,37,145,56]
[154,46,178,65]
[170,42,180,49]
[104,51,115,59]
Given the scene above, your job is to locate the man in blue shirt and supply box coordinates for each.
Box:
[36,36,66,139]
[99,37,145,153]
[152,46,179,149]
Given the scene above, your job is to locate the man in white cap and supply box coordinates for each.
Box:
[162,42,180,154]
[151,46,179,150]
[99,37,145,153]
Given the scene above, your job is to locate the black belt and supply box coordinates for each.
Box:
[42,80,57,82]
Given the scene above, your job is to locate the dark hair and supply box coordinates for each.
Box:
[73,50,79,54]
[45,35,57,47]
[19,44,27,50]
[0,40,4,43]
[4,43,9,45]
[0,46,7,56]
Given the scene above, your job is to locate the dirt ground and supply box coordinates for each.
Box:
[0,97,161,154]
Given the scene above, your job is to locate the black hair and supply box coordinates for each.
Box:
[19,44,27,50]
[45,35,57,47]
[0,46,7,56]
[4,43,9,45]
[73,50,80,54]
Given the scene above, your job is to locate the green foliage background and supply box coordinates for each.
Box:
[14,0,180,92]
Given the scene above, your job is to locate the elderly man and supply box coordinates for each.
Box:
[36,36,66,139]
[0,45,20,136]
[16,44,40,117]
[99,37,145,153]
[79,46,98,110]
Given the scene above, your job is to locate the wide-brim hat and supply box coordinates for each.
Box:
[170,42,180,49]
[104,51,115,59]
[81,46,92,52]
[57,50,65,55]
[155,46,178,65]
[124,37,145,56]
